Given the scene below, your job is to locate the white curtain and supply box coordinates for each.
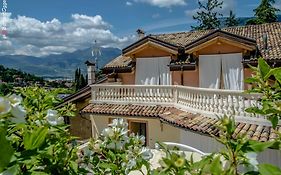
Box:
[158,57,171,85]
[222,53,244,90]
[199,55,221,89]
[135,57,171,85]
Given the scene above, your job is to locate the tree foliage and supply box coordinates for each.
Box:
[246,0,280,25]
[225,10,239,27]
[74,68,87,91]
[245,58,281,129]
[0,65,43,83]
[191,0,223,30]
[0,83,13,96]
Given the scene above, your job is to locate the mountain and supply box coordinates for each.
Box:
[220,14,281,26]
[0,47,121,78]
[238,14,281,25]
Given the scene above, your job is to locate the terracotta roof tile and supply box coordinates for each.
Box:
[81,103,281,142]
[103,55,132,69]
[153,22,281,60]
[104,23,281,69]
[81,103,173,118]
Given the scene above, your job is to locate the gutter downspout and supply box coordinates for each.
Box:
[181,65,184,86]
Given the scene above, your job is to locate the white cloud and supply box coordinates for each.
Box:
[126,1,133,6]
[0,13,136,57]
[134,0,186,8]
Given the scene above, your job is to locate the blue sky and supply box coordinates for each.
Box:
[1,0,280,56]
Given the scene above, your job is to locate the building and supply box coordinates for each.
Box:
[62,22,281,166]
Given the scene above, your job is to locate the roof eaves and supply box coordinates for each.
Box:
[122,35,180,54]
[184,29,257,50]
[102,66,133,74]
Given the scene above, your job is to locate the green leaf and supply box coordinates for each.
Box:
[0,165,19,175]
[245,107,265,115]
[31,172,49,175]
[245,77,260,84]
[108,150,116,161]
[24,127,48,150]
[248,64,259,72]
[0,127,14,172]
[264,68,281,80]
[258,58,271,80]
[249,140,274,152]
[99,163,118,170]
[70,161,78,173]
[274,71,281,84]
[269,115,279,129]
[258,164,281,175]
[209,156,222,175]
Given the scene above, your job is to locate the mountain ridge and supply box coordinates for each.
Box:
[0,47,121,78]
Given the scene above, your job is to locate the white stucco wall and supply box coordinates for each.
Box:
[88,114,181,148]
[84,113,281,168]
[179,129,281,168]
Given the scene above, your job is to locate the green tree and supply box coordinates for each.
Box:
[74,68,87,91]
[246,0,280,25]
[225,10,239,27]
[191,0,223,30]
[0,83,13,96]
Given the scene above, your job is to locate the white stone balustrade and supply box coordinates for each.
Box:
[91,85,263,121]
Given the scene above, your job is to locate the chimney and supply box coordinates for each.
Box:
[136,29,145,39]
[85,60,96,85]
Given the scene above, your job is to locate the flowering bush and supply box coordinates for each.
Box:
[1,61,281,175]
[81,118,153,174]
[0,87,78,174]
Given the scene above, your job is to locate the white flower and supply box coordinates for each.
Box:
[155,143,160,150]
[110,118,128,129]
[8,94,22,106]
[126,159,137,171]
[140,147,153,160]
[93,141,102,152]
[0,97,11,115]
[10,104,26,123]
[45,109,64,126]
[245,152,259,171]
[35,120,42,126]
[107,142,116,150]
[106,141,125,150]
[102,128,114,138]
[137,135,145,145]
[82,146,93,157]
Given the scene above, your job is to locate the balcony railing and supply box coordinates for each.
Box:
[90,85,264,121]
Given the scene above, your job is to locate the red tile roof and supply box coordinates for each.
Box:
[106,23,281,69]
[153,23,281,60]
[81,103,172,117]
[81,103,281,142]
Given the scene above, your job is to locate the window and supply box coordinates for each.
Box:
[108,118,148,146]
[129,120,148,146]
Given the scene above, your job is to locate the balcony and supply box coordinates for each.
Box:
[90,85,265,123]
